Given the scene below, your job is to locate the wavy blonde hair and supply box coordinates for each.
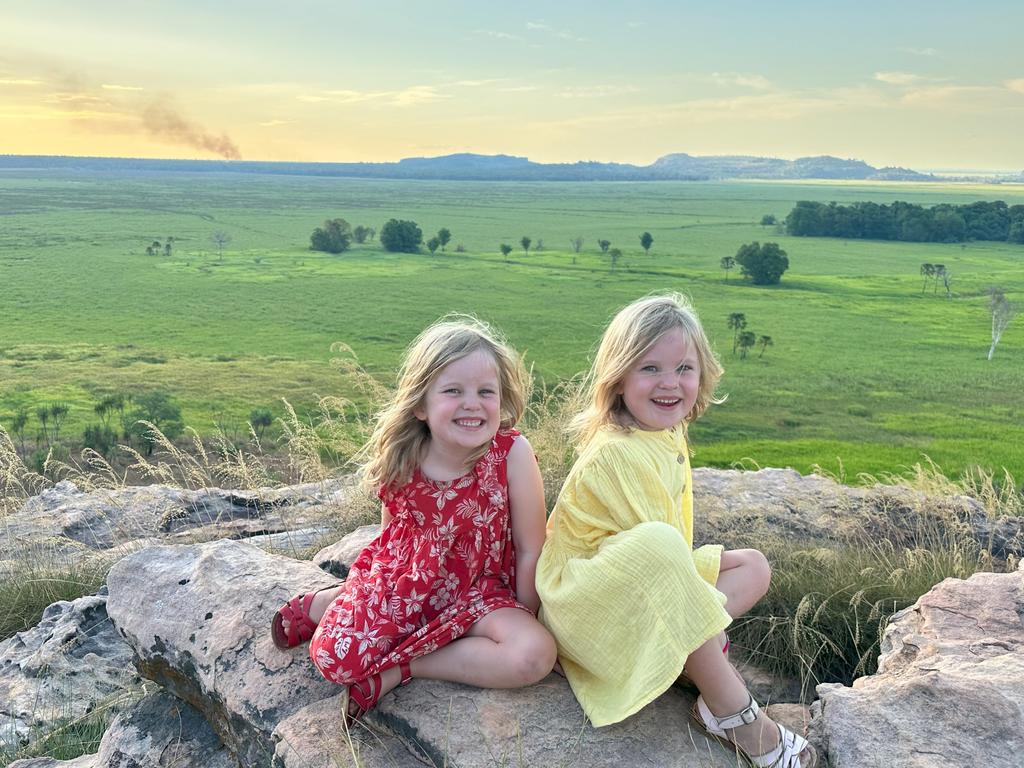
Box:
[570,293,724,447]
[361,316,529,491]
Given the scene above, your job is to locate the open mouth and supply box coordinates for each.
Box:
[454,418,484,427]
[651,398,681,409]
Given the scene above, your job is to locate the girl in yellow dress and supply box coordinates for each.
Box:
[536,293,816,768]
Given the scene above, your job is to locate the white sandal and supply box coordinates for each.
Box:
[691,694,817,768]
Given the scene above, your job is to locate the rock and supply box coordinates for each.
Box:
[105,540,341,767]
[1,479,364,567]
[694,467,1023,560]
[313,524,379,578]
[106,539,749,767]
[7,690,235,768]
[809,563,1024,767]
[0,591,138,750]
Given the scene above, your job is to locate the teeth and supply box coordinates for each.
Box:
[456,419,483,426]
[652,399,680,405]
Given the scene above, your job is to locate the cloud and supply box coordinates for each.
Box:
[899,84,1007,108]
[874,71,924,85]
[899,47,939,57]
[710,72,773,90]
[259,119,293,127]
[525,20,587,43]
[474,29,523,42]
[1005,79,1024,95]
[558,84,640,99]
[101,83,144,91]
[499,85,541,93]
[0,77,43,86]
[298,85,451,108]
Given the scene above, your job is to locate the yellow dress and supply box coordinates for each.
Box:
[536,424,731,726]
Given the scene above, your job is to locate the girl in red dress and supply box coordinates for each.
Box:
[271,317,556,720]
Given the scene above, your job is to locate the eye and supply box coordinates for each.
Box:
[443,387,460,394]
[641,365,658,373]
[677,364,694,373]
[480,388,496,396]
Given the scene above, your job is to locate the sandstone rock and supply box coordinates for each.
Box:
[105,540,341,767]
[1,479,361,567]
[313,524,379,578]
[6,690,235,768]
[809,563,1024,767]
[694,467,1023,560]
[0,591,138,750]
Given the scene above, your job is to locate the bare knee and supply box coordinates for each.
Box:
[744,549,771,599]
[506,628,557,685]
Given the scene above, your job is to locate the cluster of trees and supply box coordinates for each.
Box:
[729,242,790,285]
[145,236,175,257]
[920,263,952,297]
[786,200,1024,244]
[727,313,773,360]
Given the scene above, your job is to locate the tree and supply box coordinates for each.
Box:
[987,288,1016,361]
[761,214,777,227]
[734,241,789,285]
[640,231,653,255]
[500,243,513,261]
[163,241,172,257]
[437,228,452,252]
[720,255,736,282]
[920,263,935,293]
[727,313,747,355]
[520,236,531,254]
[426,236,440,255]
[48,402,70,444]
[380,219,423,253]
[737,331,756,359]
[352,225,370,244]
[534,238,544,252]
[126,391,183,456]
[249,407,273,439]
[211,230,231,260]
[309,218,352,254]
[570,236,584,254]
[758,335,773,358]
[598,239,611,253]
[608,247,622,271]
[941,268,953,298]
[9,409,28,456]
[932,264,947,295]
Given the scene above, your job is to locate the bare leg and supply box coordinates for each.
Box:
[349,608,557,707]
[715,549,771,618]
[686,636,813,764]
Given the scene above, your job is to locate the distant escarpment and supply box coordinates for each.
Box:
[0,152,935,182]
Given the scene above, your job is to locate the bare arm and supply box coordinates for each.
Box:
[507,435,547,614]
[380,504,392,529]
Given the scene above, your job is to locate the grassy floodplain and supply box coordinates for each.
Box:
[1,168,1022,481]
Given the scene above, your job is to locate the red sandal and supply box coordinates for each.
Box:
[270,584,341,650]
[346,661,413,722]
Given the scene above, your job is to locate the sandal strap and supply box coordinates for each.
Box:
[399,661,412,686]
[710,694,761,731]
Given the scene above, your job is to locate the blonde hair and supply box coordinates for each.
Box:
[570,293,724,446]
[361,316,529,491]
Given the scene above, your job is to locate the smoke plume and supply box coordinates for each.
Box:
[141,101,242,160]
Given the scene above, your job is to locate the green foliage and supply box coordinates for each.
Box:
[735,241,790,285]
[520,235,531,254]
[379,218,422,253]
[82,423,117,456]
[761,214,777,226]
[249,407,273,438]
[352,224,370,244]
[309,218,352,254]
[426,236,440,255]
[0,555,111,641]
[437,227,452,251]
[500,243,513,259]
[598,238,610,253]
[126,391,183,455]
[640,231,653,254]
[608,247,622,270]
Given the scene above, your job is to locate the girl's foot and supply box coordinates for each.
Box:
[692,694,817,767]
[270,584,343,649]
[346,661,413,722]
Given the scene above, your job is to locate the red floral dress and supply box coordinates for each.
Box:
[309,429,527,685]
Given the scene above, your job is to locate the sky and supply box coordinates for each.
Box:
[2,0,1023,171]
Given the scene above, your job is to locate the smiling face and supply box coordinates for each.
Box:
[617,326,701,432]
[414,349,501,458]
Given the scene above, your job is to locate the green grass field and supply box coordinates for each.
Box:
[1,170,1022,480]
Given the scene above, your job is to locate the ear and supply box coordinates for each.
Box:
[413,404,427,421]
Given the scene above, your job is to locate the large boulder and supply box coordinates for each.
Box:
[0,591,138,750]
[105,539,749,767]
[809,562,1024,767]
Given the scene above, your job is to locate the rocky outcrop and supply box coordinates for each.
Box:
[0,591,138,750]
[0,479,365,568]
[811,563,1024,767]
[102,539,750,767]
